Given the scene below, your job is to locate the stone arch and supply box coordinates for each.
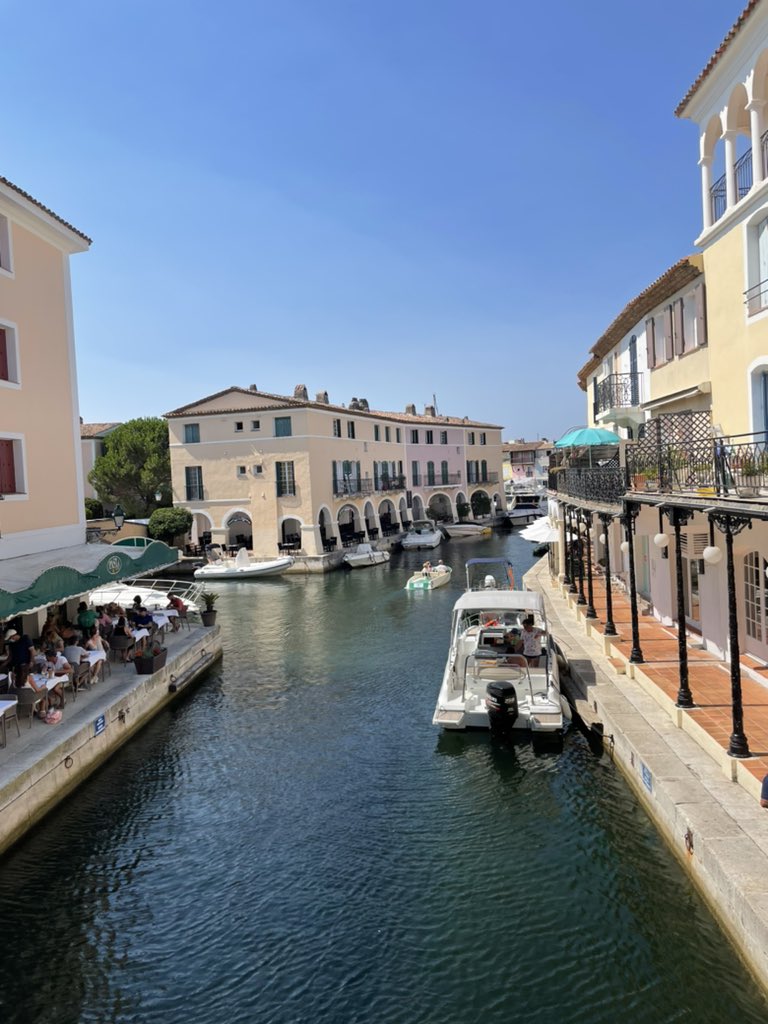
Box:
[337,503,362,544]
[398,496,408,525]
[318,505,336,541]
[278,514,303,547]
[363,499,377,535]
[751,50,768,106]
[427,491,454,521]
[470,488,491,517]
[411,493,425,520]
[188,509,213,547]
[222,508,252,548]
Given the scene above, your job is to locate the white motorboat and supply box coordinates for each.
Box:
[343,543,390,569]
[90,578,203,612]
[507,496,546,522]
[194,548,294,580]
[404,564,452,590]
[432,561,563,739]
[441,521,492,538]
[401,520,443,549]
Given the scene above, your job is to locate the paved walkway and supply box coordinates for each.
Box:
[555,568,768,796]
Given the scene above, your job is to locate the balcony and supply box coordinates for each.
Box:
[745,279,768,316]
[411,473,462,488]
[332,478,373,498]
[548,466,625,505]
[374,475,407,493]
[626,429,768,499]
[467,472,498,486]
[710,132,768,224]
[593,373,642,423]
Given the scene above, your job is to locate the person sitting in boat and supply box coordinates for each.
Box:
[483,575,497,589]
[516,617,544,667]
[435,560,449,574]
[422,561,433,576]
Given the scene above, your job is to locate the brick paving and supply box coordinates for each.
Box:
[566,572,768,787]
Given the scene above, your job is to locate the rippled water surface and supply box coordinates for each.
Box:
[1,534,767,1024]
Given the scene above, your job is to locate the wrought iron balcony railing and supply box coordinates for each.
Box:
[411,473,463,488]
[709,131,768,224]
[593,372,641,417]
[548,467,625,505]
[745,278,768,316]
[332,478,373,497]
[467,472,499,485]
[626,430,768,497]
[374,475,407,492]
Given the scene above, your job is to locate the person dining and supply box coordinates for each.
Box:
[77,602,98,631]
[166,595,185,631]
[15,664,58,716]
[85,626,108,681]
[113,616,137,661]
[5,627,35,674]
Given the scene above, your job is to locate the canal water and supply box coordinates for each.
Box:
[1,533,767,1024]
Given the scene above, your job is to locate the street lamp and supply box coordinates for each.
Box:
[155,489,163,504]
[703,545,723,565]
[112,504,126,530]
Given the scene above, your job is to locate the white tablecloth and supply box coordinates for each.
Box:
[0,698,17,712]
[87,650,107,665]
[132,628,150,642]
[152,613,171,629]
[31,675,62,693]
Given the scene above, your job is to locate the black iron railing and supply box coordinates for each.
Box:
[735,148,753,200]
[548,467,625,504]
[709,131,768,224]
[332,478,373,497]
[710,173,727,222]
[626,430,768,497]
[593,372,641,417]
[374,475,407,492]
[467,471,498,485]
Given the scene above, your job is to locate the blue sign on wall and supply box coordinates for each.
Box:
[94,714,106,736]
[641,762,652,793]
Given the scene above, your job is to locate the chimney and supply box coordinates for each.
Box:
[405,403,417,416]
[424,405,435,417]
[359,398,370,411]
[315,390,329,403]
[349,397,360,410]
[294,384,309,400]
[249,384,258,392]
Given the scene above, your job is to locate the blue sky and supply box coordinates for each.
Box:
[3,0,736,439]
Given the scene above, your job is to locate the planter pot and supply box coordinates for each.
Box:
[737,485,759,498]
[644,479,659,492]
[134,649,168,674]
[201,610,217,627]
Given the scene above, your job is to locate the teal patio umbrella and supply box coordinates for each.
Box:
[554,427,621,447]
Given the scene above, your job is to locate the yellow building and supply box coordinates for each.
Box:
[166,385,505,560]
[0,176,175,626]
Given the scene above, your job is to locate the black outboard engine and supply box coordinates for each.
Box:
[486,680,519,735]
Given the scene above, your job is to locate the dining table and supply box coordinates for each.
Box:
[0,697,18,747]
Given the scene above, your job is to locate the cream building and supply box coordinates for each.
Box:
[0,176,175,627]
[166,385,505,559]
[81,421,120,502]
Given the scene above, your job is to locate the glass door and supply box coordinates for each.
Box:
[743,551,768,660]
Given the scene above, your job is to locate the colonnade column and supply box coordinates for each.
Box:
[576,509,586,606]
[724,129,738,209]
[665,507,694,708]
[568,507,578,595]
[621,501,644,664]
[583,510,597,619]
[560,503,571,586]
[699,154,713,230]
[711,513,752,758]
[598,512,617,636]
[748,99,766,183]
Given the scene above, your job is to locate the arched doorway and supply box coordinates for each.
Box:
[280,516,303,550]
[338,504,361,547]
[188,510,213,550]
[224,510,252,550]
[470,489,491,518]
[411,494,425,520]
[427,492,453,522]
[363,500,377,538]
[378,499,397,535]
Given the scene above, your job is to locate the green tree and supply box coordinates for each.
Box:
[88,417,170,517]
[470,491,491,517]
[84,498,104,520]
[148,507,193,545]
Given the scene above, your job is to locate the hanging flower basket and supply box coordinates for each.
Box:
[134,646,168,674]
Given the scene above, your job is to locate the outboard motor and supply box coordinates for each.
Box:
[486,680,519,735]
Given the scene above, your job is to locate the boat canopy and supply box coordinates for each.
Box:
[452,590,544,613]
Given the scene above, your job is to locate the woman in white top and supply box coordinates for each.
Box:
[517,617,544,667]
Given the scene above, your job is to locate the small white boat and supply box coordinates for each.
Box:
[343,543,390,569]
[405,564,453,590]
[441,521,492,538]
[432,560,563,739]
[401,520,443,549]
[194,548,294,580]
[507,497,545,522]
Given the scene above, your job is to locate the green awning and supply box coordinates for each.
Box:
[0,541,179,620]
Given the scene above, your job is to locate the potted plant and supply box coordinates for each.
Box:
[200,591,218,627]
[134,642,168,674]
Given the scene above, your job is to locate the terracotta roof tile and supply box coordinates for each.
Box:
[675,1,761,117]
[0,175,91,244]
[164,387,502,429]
[80,422,121,438]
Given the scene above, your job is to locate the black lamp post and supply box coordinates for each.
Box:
[663,506,694,709]
[562,505,571,587]
[568,506,578,595]
[576,509,587,606]
[112,504,126,530]
[598,512,617,636]
[583,510,597,618]
[621,501,644,663]
[710,512,752,758]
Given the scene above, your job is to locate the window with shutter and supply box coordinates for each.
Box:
[664,306,674,361]
[646,318,656,368]
[673,299,685,356]
[0,329,7,381]
[0,439,16,493]
[695,282,707,346]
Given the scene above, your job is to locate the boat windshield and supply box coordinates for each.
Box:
[412,521,433,533]
[465,558,516,591]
